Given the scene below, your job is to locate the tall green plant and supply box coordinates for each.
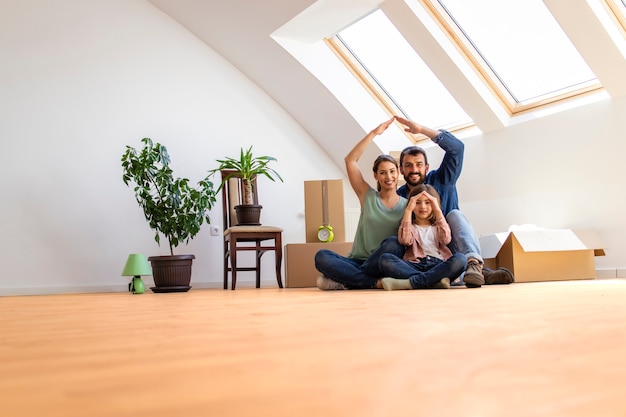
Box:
[122,138,217,255]
[210,146,283,205]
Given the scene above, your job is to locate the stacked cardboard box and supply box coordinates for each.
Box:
[285,241,353,288]
[285,179,353,288]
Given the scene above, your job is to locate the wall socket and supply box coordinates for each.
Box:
[210,225,220,236]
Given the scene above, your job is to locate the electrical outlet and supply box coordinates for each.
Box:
[210,225,220,236]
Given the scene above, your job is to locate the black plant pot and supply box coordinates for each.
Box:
[235,204,262,225]
[147,254,195,292]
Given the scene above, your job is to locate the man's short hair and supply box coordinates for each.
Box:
[399,146,428,166]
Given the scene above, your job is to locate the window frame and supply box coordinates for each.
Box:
[326,0,605,128]
[420,0,603,115]
[326,31,475,143]
[601,0,626,38]
[326,37,466,143]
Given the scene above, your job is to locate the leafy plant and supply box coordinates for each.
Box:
[210,146,283,205]
[122,138,217,255]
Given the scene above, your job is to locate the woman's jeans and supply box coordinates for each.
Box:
[379,253,467,289]
[314,237,405,289]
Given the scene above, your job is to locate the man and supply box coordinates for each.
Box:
[394,116,513,287]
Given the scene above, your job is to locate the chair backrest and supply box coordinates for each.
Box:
[220,169,259,228]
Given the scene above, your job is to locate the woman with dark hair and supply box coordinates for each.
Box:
[379,184,466,290]
[315,118,407,290]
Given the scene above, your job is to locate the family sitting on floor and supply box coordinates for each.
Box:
[314,116,514,291]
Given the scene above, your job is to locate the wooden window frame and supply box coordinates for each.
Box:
[325,36,474,143]
[420,0,603,116]
[602,0,626,39]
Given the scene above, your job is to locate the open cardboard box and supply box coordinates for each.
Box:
[479,229,605,283]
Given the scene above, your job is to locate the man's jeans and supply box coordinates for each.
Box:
[379,253,467,288]
[446,209,482,263]
[314,237,405,289]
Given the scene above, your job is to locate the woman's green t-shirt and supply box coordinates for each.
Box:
[349,187,407,260]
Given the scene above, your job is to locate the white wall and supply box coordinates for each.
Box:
[458,96,626,271]
[0,0,344,295]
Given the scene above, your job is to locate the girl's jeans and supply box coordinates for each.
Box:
[379,253,467,288]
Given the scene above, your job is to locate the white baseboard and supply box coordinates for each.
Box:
[0,279,277,296]
[595,268,626,279]
[3,272,626,296]
[1,285,123,296]
[596,268,618,279]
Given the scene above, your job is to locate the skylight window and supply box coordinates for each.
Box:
[330,9,473,136]
[425,0,601,111]
[330,0,605,127]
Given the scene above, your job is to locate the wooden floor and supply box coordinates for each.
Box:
[2,279,626,417]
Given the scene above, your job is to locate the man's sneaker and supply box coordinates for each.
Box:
[484,267,515,285]
[463,259,485,288]
[316,276,347,291]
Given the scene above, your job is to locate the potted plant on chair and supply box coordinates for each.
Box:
[210,146,283,225]
[121,138,217,292]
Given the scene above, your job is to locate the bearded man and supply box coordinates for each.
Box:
[395,116,513,287]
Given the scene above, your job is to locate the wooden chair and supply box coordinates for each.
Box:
[220,170,283,290]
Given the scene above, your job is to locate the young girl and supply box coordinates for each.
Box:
[379,184,466,290]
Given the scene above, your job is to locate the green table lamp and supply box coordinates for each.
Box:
[122,254,152,294]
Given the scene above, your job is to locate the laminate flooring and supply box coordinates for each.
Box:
[3,279,626,417]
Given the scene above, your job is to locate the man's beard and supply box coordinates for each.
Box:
[404,172,425,187]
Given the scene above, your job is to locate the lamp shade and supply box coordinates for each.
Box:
[122,254,152,277]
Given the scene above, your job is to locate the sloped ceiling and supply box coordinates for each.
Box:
[147,0,366,170]
[147,0,626,166]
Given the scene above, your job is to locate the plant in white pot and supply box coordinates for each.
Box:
[121,138,217,292]
[210,146,283,225]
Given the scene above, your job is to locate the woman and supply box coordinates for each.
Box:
[315,118,407,290]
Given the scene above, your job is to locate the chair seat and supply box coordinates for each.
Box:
[224,225,283,235]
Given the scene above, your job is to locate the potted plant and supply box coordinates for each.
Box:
[121,138,217,292]
[210,146,283,225]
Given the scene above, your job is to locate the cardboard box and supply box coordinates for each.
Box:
[304,179,346,243]
[479,229,605,282]
[285,242,353,288]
